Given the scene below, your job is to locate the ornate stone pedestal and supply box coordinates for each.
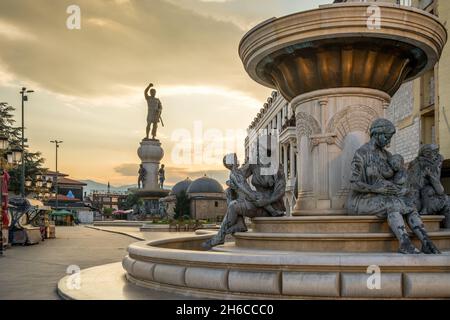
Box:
[130,139,169,215]
[137,139,164,190]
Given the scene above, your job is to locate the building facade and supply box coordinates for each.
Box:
[88,191,127,212]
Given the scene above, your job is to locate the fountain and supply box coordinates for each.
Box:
[59,2,450,299]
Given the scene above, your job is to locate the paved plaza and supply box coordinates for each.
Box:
[0,226,189,300]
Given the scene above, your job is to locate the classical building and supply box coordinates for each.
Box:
[161,176,227,221]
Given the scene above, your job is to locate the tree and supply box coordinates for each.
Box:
[0,102,47,194]
[173,190,190,220]
[0,102,21,146]
[121,193,143,210]
[103,207,113,217]
[8,151,46,194]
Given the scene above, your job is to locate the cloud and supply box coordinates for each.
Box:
[0,0,329,186]
[0,0,267,99]
[163,0,330,30]
[166,166,228,181]
[114,163,139,176]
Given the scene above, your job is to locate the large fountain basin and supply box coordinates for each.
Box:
[239,3,447,101]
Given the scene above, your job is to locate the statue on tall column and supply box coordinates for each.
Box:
[144,83,163,140]
[138,164,147,189]
[346,118,440,254]
[408,144,450,228]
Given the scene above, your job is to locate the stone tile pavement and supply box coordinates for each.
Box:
[0,226,191,300]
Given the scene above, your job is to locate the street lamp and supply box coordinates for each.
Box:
[0,134,9,151]
[50,140,63,210]
[36,176,43,188]
[19,87,34,198]
[25,176,33,188]
[7,145,23,165]
[46,178,53,189]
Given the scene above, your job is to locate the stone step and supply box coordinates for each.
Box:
[234,230,450,253]
[251,216,444,233]
[292,209,347,216]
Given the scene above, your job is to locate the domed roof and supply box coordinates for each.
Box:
[169,178,192,196]
[187,176,224,194]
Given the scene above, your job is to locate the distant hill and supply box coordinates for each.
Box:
[80,180,138,195]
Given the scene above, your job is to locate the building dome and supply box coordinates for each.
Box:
[187,176,224,194]
[169,178,192,196]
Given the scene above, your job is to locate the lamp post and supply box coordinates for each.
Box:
[50,140,63,210]
[19,87,34,198]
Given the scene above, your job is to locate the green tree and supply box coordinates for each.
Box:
[0,102,46,194]
[173,190,190,220]
[8,151,46,194]
[121,193,143,210]
[0,102,20,145]
[103,207,114,217]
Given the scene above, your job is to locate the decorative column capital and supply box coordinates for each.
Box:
[310,133,337,150]
[318,98,328,108]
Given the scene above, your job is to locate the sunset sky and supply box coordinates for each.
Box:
[0,0,329,187]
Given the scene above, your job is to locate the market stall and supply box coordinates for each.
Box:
[50,209,75,226]
[8,198,53,245]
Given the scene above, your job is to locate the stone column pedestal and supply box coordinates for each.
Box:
[292,88,390,215]
[137,139,164,190]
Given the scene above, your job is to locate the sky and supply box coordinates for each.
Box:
[0,0,330,187]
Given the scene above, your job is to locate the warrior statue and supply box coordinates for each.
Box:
[347,118,440,254]
[203,153,286,249]
[158,164,165,189]
[137,164,146,189]
[144,83,163,140]
[408,144,450,228]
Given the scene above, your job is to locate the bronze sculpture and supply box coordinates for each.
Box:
[137,164,146,189]
[347,118,440,254]
[158,164,165,189]
[408,144,450,228]
[202,153,286,249]
[144,83,163,140]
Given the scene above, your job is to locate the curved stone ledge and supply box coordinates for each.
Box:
[121,231,450,299]
[234,230,450,253]
[251,215,444,233]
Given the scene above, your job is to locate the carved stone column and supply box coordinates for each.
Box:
[292,88,390,215]
[283,144,288,179]
[289,139,295,181]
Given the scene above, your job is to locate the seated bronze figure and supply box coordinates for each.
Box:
[347,118,440,254]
